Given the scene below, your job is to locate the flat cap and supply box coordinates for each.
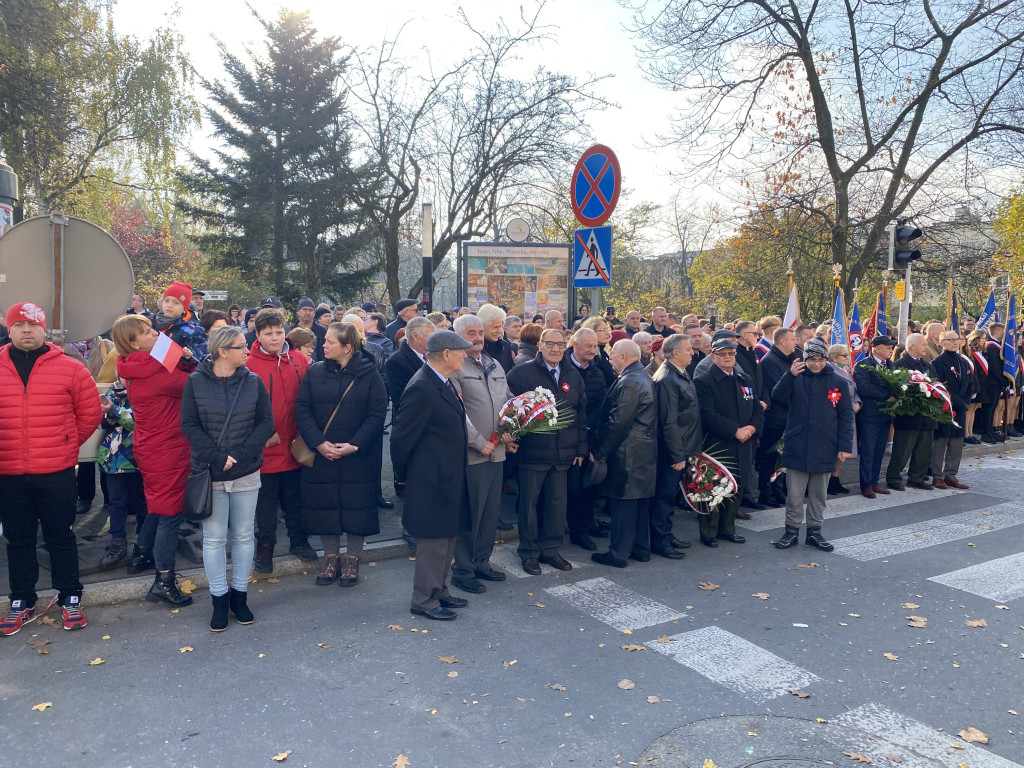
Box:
[361,301,376,312]
[870,335,895,347]
[394,299,417,312]
[711,328,740,341]
[427,329,474,353]
[711,338,737,352]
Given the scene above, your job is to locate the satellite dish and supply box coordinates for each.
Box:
[0,213,134,342]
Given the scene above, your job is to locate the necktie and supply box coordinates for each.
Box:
[446,378,460,402]
[550,367,558,384]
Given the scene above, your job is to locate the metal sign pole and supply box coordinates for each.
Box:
[50,211,68,345]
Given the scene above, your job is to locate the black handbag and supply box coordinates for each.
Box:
[183,378,248,522]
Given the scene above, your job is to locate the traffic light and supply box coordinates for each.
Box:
[893,224,922,266]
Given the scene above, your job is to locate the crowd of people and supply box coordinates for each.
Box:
[0,287,1016,634]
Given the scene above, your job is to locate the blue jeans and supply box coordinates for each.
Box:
[138,512,184,571]
[203,488,258,597]
[104,472,147,540]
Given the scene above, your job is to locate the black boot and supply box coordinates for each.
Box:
[229,588,254,624]
[254,541,274,573]
[774,527,799,549]
[210,593,230,632]
[98,539,129,570]
[126,544,154,575]
[805,527,834,552]
[145,571,194,607]
[827,476,849,495]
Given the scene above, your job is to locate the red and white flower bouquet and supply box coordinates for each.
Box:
[679,449,739,515]
[492,387,574,443]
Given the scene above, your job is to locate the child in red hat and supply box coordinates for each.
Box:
[154,281,207,362]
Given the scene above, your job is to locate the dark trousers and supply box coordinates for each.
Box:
[254,469,304,545]
[857,418,890,489]
[650,460,682,551]
[887,428,933,485]
[411,537,455,611]
[453,462,503,582]
[977,401,996,437]
[0,468,82,604]
[104,472,148,540]
[698,493,738,539]
[606,497,651,564]
[755,427,784,495]
[566,463,597,536]
[516,465,568,560]
[137,512,184,572]
[499,452,518,528]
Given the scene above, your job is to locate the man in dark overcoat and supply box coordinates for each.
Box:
[930,330,973,490]
[854,335,896,498]
[755,327,798,506]
[693,338,764,547]
[391,330,473,621]
[590,339,658,568]
[885,333,938,490]
[384,317,434,412]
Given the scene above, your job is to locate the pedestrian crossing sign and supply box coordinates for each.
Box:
[573,226,612,287]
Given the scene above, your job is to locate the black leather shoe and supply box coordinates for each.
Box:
[774,529,799,549]
[716,533,746,544]
[652,547,686,559]
[741,496,767,510]
[627,552,651,562]
[591,551,627,568]
[411,606,457,621]
[440,596,468,608]
[570,533,597,551]
[475,568,506,582]
[522,558,542,576]
[735,510,753,520]
[588,526,610,539]
[76,498,92,515]
[964,435,981,444]
[539,554,573,571]
[671,537,692,549]
[700,536,718,548]
[288,539,319,561]
[377,496,395,509]
[452,577,486,594]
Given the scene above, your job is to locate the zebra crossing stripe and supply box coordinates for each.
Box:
[830,502,1024,561]
[545,577,683,631]
[644,625,821,704]
[833,702,1022,768]
[928,551,1024,601]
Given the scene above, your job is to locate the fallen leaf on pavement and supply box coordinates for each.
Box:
[996,605,1009,610]
[178,578,197,596]
[906,616,928,628]
[117,616,129,621]
[31,702,52,711]
[1009,709,1018,715]
[447,671,458,678]
[393,755,411,768]
[817,718,828,723]
[901,602,920,609]
[848,613,860,618]
[786,688,811,698]
[88,658,104,666]
[617,679,636,690]
[701,761,721,768]
[502,659,518,667]
[266,577,280,584]
[796,562,821,568]
[37,649,48,655]
[271,750,292,762]
[883,652,899,661]
[752,592,770,600]
[533,603,545,608]
[958,727,989,744]
[39,616,59,627]
[842,751,872,763]
[621,644,646,652]
[965,619,987,628]
[27,639,50,647]
[646,696,660,703]
[101,635,111,639]
[317,643,332,649]
[388,624,403,631]
[884,756,902,763]
[699,582,720,591]
[437,655,459,664]
[547,683,566,691]
[179,646,193,653]
[656,634,673,644]
[258,654,266,658]
[979,525,994,530]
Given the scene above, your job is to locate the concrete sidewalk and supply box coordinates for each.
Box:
[1,434,1018,611]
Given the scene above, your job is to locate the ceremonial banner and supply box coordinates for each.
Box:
[876,291,887,338]
[1003,294,1017,388]
[950,286,961,334]
[783,284,800,329]
[848,300,865,366]
[830,289,848,348]
[978,290,999,332]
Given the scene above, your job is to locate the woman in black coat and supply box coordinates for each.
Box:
[295,322,388,588]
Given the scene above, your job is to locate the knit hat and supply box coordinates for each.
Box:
[803,337,829,359]
[650,337,664,353]
[6,301,46,329]
[361,301,376,312]
[315,306,331,322]
[297,296,316,310]
[163,281,192,305]
[609,329,629,344]
[244,308,259,325]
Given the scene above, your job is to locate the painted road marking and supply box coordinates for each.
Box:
[488,544,586,579]
[830,502,1024,560]
[545,577,683,631]
[645,626,822,704]
[833,702,1022,768]
[929,551,1024,601]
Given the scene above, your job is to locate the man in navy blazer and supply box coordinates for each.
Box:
[853,335,896,499]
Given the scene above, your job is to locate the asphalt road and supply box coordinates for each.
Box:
[2,453,1023,768]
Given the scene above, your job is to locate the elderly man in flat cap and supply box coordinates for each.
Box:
[386,299,421,345]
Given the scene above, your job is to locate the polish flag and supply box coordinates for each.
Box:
[783,284,800,329]
[151,333,183,373]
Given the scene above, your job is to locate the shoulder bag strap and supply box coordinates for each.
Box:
[321,380,355,436]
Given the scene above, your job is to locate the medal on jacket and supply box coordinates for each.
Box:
[741,385,753,400]
[561,382,570,392]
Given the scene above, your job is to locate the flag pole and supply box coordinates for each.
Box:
[946,277,953,329]
[787,258,794,294]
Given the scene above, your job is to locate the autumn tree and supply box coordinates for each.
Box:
[0,0,197,217]
[627,0,1024,295]
[178,9,375,304]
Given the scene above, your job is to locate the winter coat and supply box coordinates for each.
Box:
[932,350,973,438]
[98,384,139,474]
[116,351,192,516]
[694,362,765,491]
[515,341,539,366]
[506,355,589,469]
[563,348,613,440]
[295,350,388,536]
[385,341,424,412]
[366,331,394,358]
[593,361,658,499]
[736,343,767,405]
[653,361,703,465]
[484,337,517,373]
[892,353,939,431]
[391,365,470,538]
[451,352,513,465]
[155,309,208,361]
[772,366,854,474]
[761,346,795,430]
[246,340,310,473]
[180,359,275,481]
[854,356,895,424]
[0,343,101,475]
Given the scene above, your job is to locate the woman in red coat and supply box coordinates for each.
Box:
[113,315,194,607]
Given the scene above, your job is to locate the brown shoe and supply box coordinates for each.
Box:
[522,558,542,576]
[907,480,933,490]
[872,485,891,495]
[945,476,970,489]
[315,554,340,585]
[931,478,948,490]
[539,553,573,571]
[339,554,360,587]
[735,510,753,520]
[860,487,877,499]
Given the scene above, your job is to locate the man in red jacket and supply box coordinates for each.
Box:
[0,302,101,635]
[247,308,316,571]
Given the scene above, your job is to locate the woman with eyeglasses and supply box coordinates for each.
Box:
[826,344,862,494]
[180,327,275,631]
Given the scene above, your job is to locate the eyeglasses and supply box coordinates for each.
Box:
[942,337,961,342]
[227,344,247,350]
[542,341,566,349]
